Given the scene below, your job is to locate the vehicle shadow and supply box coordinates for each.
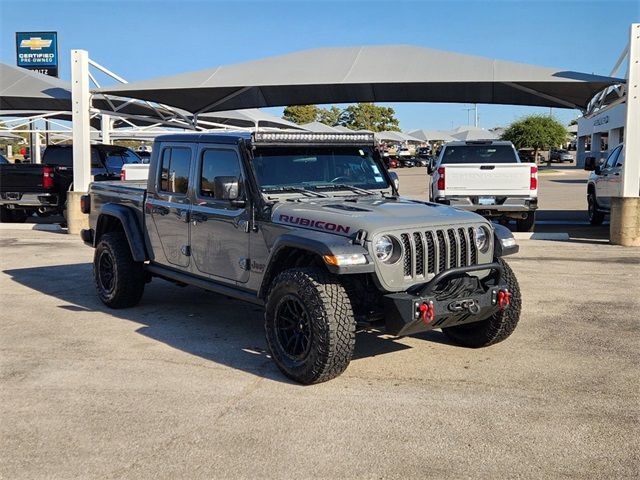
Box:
[4,263,426,384]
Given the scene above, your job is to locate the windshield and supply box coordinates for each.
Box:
[253,146,389,192]
[441,145,518,164]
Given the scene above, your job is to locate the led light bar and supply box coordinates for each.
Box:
[253,131,375,144]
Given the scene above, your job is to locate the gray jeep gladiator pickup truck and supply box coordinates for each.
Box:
[81,131,521,384]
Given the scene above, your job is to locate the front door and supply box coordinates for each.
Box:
[189,145,250,283]
[597,145,622,208]
[147,145,193,268]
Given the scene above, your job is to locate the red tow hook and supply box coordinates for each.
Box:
[418,301,435,324]
[497,289,511,310]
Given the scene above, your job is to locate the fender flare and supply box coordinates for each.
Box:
[95,204,148,262]
[258,230,374,299]
[493,223,519,257]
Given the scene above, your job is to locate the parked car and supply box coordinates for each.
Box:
[549,149,573,163]
[0,144,141,222]
[383,155,399,169]
[517,149,544,163]
[398,157,418,168]
[81,131,520,385]
[430,141,538,231]
[416,147,431,158]
[397,146,412,158]
[584,143,625,224]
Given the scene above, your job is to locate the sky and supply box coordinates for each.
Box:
[0,0,638,131]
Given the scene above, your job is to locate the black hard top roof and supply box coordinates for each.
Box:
[155,132,252,144]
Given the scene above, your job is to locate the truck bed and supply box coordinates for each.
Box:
[0,164,47,194]
[89,181,147,229]
[441,163,534,197]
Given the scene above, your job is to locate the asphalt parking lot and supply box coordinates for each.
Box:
[1,167,638,479]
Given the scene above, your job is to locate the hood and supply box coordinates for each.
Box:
[271,195,485,237]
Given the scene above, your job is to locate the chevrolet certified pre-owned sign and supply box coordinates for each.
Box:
[16,31,58,77]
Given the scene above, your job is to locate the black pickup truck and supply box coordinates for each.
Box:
[0,144,140,222]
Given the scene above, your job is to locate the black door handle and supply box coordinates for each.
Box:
[191,212,208,224]
[177,209,190,222]
[151,205,169,215]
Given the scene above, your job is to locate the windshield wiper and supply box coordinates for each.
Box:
[262,186,329,198]
[313,183,376,195]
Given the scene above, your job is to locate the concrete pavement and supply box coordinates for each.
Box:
[1,226,638,479]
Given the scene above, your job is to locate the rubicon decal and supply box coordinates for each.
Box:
[278,215,350,234]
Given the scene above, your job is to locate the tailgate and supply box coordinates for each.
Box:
[0,164,45,193]
[443,164,533,196]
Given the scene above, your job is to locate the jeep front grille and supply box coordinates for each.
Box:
[399,227,479,279]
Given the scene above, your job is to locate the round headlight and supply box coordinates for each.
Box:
[374,235,394,262]
[474,226,491,253]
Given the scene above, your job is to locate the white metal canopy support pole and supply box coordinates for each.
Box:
[611,23,640,246]
[621,24,639,198]
[69,49,92,235]
[101,115,112,145]
[33,130,41,164]
[72,50,91,192]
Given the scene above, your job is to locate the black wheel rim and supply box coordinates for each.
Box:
[588,195,594,220]
[98,250,115,294]
[274,295,313,361]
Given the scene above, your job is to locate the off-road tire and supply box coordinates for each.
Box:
[0,207,28,223]
[93,231,145,308]
[443,258,521,348]
[265,267,356,384]
[516,212,535,232]
[587,192,605,225]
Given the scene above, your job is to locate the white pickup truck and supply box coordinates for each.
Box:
[428,140,538,231]
[120,163,150,181]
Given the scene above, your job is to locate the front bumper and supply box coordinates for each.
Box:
[383,262,510,336]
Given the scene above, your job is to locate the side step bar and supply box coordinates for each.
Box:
[146,264,264,306]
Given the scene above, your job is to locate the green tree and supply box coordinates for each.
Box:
[282,105,319,125]
[501,115,567,161]
[568,119,578,126]
[317,106,342,126]
[338,103,400,132]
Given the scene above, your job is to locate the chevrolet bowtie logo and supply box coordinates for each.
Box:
[20,37,52,50]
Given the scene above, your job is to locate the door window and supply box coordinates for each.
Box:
[199,149,242,199]
[605,146,622,169]
[159,147,191,194]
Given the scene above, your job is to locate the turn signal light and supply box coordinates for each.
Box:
[530,165,538,190]
[43,166,54,189]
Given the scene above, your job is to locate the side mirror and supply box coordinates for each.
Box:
[584,156,596,171]
[426,159,435,175]
[388,171,399,192]
[594,164,602,175]
[213,176,244,205]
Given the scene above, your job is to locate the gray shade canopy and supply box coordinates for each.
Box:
[448,126,499,141]
[0,63,169,117]
[95,45,622,113]
[408,129,457,142]
[198,108,305,129]
[300,121,339,132]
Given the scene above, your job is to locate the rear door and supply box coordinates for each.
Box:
[146,144,193,268]
[189,144,250,284]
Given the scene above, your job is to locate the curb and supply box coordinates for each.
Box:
[0,223,64,232]
[513,232,570,241]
